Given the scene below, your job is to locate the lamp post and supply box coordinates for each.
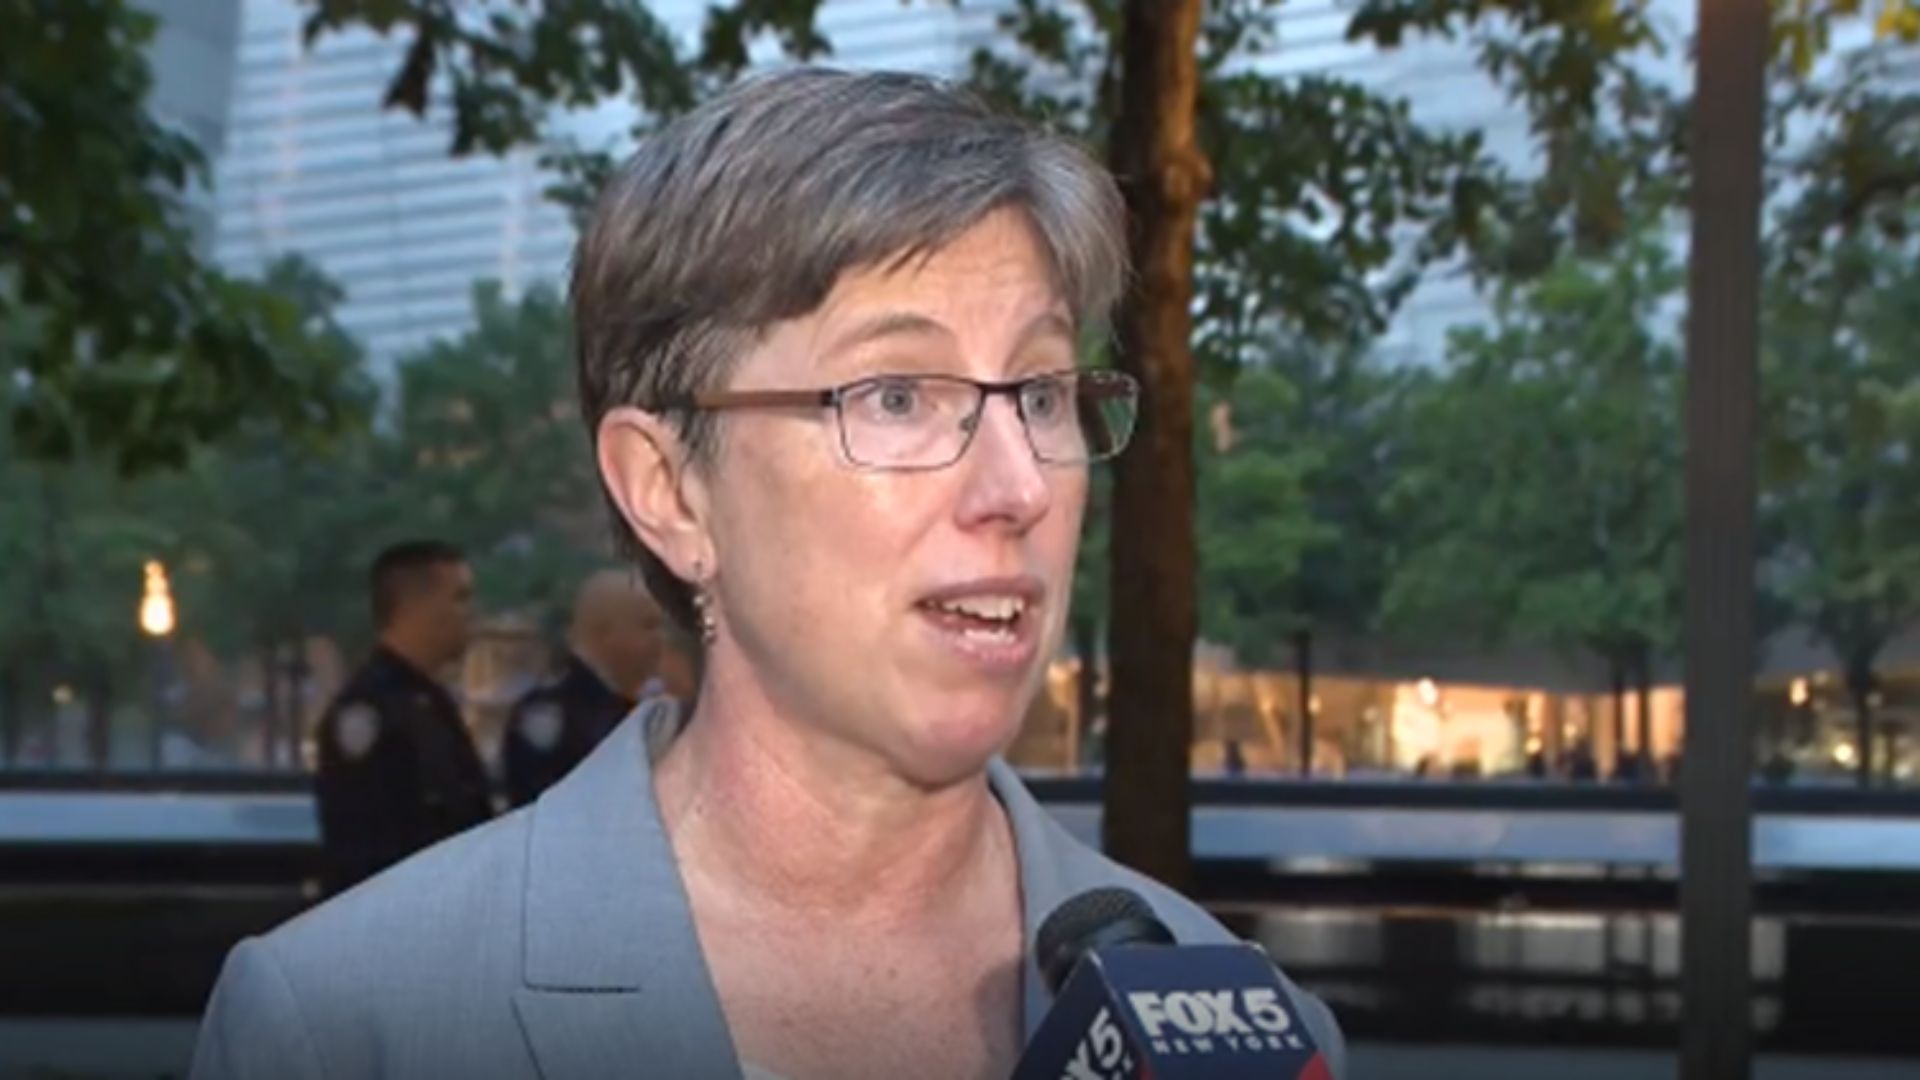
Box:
[139,560,176,770]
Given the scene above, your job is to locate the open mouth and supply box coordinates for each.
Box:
[915,593,1032,644]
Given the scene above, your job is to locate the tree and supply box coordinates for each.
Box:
[1,0,363,471]
[1761,220,1920,786]
[1198,349,1404,774]
[299,0,1682,882]
[0,255,382,768]
[1196,369,1319,675]
[0,455,176,766]
[141,275,606,764]
[1387,232,1686,770]
[0,251,378,768]
[1097,0,1211,887]
[147,256,381,763]
[388,282,608,631]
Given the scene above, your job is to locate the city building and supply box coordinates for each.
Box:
[208,0,1002,370]
[155,0,1920,782]
[138,0,244,253]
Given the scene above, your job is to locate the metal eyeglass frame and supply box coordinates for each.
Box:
[656,369,1140,472]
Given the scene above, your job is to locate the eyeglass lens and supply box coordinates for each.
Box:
[835,373,1137,470]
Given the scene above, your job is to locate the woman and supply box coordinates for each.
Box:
[191,68,1345,1080]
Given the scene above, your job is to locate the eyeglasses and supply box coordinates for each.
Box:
[659,369,1139,472]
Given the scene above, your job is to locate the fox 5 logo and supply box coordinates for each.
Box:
[1126,988,1299,1050]
[1057,1006,1133,1080]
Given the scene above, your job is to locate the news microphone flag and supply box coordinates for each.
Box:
[1012,942,1333,1080]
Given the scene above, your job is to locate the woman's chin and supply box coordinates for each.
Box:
[892,711,1022,787]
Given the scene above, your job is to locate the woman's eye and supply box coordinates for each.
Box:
[1024,379,1069,421]
[851,378,924,421]
[878,382,919,416]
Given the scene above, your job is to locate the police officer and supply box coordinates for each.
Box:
[502,569,677,806]
[315,540,492,894]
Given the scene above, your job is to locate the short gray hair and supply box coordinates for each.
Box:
[572,66,1127,634]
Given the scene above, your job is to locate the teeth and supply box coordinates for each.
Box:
[933,595,1027,621]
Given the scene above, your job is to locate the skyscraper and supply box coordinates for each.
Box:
[138,0,244,253]
[206,0,1893,372]
[209,0,1002,369]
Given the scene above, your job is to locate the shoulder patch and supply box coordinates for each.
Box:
[518,702,564,752]
[638,696,684,763]
[335,702,381,760]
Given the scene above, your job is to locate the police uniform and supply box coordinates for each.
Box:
[501,654,636,808]
[315,646,493,893]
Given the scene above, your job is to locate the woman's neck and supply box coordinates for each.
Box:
[651,679,1015,926]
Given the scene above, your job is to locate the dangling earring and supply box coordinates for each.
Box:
[691,562,718,646]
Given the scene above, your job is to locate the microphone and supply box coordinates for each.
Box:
[1013,887,1332,1080]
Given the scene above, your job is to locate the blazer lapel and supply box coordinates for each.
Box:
[990,758,1196,1035]
[511,711,743,1080]
[989,757,1102,1037]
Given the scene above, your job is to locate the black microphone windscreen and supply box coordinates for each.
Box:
[1035,887,1175,995]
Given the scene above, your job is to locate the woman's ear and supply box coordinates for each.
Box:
[597,407,714,579]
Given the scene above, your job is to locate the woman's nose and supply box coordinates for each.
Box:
[953,395,1051,529]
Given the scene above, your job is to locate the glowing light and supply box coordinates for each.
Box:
[51,684,73,706]
[1208,401,1234,453]
[1416,678,1441,708]
[1309,695,1322,715]
[139,560,176,637]
[1789,678,1809,706]
[1834,742,1858,768]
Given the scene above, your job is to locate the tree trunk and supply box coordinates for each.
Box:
[0,662,19,767]
[85,666,113,770]
[1072,617,1100,770]
[1845,653,1877,788]
[147,640,165,770]
[288,636,313,771]
[1294,628,1314,777]
[1102,0,1210,891]
[1609,655,1627,777]
[1635,644,1654,783]
[261,638,283,768]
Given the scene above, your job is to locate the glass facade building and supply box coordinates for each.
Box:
[208,0,1004,369]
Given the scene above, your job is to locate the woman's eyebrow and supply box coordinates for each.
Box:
[822,311,952,359]
[1013,310,1076,352]
[820,308,1075,371]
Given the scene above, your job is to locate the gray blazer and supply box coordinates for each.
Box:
[191,713,1346,1079]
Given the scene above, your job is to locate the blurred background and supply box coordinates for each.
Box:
[5,0,1920,1076]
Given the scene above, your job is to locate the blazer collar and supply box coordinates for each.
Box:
[513,712,1112,1074]
[514,712,742,1079]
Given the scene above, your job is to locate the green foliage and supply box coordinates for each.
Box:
[1385,231,1685,670]
[388,282,608,626]
[960,2,1522,374]
[1348,0,1681,276]
[1194,73,1507,361]
[1,265,611,753]
[1195,368,1321,663]
[285,0,1919,748]
[1761,217,1920,679]
[1194,347,1405,668]
[301,0,700,154]
[1,0,364,471]
[0,460,177,705]
[1773,47,1920,266]
[172,276,607,658]
[1774,0,1920,77]
[0,255,376,746]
